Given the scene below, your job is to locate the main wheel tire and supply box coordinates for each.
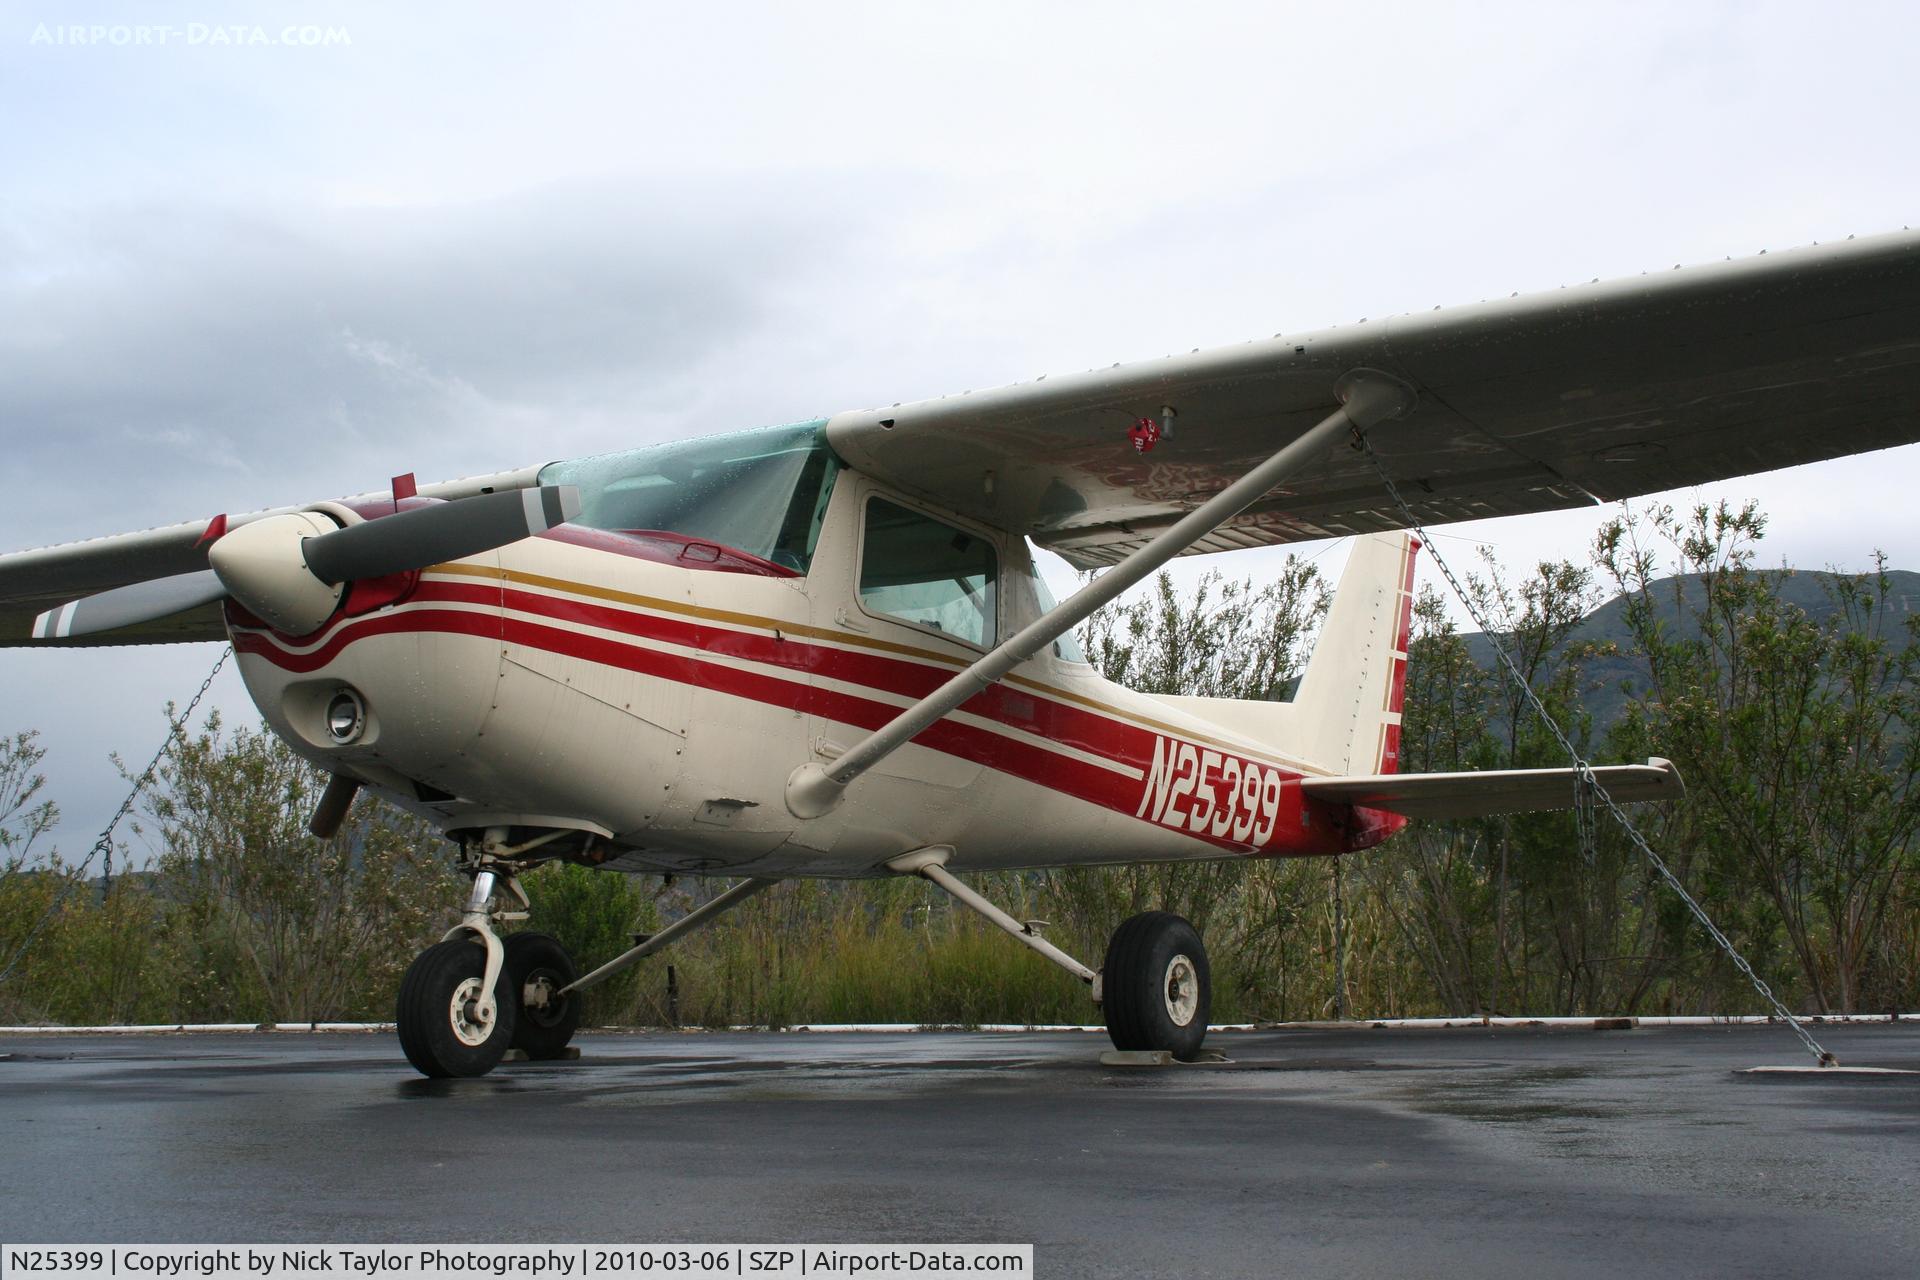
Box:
[504,931,581,1060]
[396,938,517,1078]
[1102,911,1211,1061]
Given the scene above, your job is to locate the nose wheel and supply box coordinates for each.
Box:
[397,939,518,1077]
[395,847,583,1078]
[1102,911,1212,1061]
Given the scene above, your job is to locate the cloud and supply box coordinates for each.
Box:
[0,171,903,852]
[0,177,878,543]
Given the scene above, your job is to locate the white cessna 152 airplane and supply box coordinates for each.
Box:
[3,232,1918,1076]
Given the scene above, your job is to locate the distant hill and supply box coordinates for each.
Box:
[1460,569,1920,735]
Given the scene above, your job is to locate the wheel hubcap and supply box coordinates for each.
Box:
[449,977,495,1047]
[1164,953,1199,1026]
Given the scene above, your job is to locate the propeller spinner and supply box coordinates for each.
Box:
[32,484,580,640]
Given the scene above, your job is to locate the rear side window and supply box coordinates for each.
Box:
[859,498,997,646]
[1024,544,1088,664]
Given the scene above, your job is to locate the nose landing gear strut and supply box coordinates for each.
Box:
[395,829,583,1078]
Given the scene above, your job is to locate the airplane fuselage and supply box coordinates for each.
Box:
[228,460,1403,878]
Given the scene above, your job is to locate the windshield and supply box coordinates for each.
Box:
[539,421,840,573]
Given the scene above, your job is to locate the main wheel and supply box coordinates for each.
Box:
[396,938,517,1078]
[1101,911,1211,1061]
[504,931,581,1060]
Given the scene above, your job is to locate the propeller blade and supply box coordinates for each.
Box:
[301,485,581,585]
[31,569,228,640]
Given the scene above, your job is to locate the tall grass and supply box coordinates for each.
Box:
[555,870,1363,1029]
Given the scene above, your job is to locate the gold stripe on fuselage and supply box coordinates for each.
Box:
[431,561,1304,772]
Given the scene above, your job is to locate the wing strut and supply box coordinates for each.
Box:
[784,368,1418,819]
[887,848,1100,994]
[558,877,779,996]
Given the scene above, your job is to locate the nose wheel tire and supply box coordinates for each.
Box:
[1101,911,1211,1061]
[504,931,581,1060]
[397,938,517,1078]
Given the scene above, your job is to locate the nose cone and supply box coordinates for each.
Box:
[208,511,345,635]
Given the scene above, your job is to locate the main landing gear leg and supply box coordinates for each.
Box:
[887,849,1213,1061]
[558,876,781,1000]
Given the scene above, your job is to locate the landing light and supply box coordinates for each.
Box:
[326,689,367,744]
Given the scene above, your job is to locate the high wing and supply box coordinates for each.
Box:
[0,466,542,646]
[8,231,1918,639]
[1300,758,1683,820]
[827,230,1920,568]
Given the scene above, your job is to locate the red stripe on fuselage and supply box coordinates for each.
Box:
[484,581,1176,764]
[231,605,502,671]
[232,579,1345,855]
[345,576,1278,774]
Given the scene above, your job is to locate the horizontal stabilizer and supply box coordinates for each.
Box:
[1301,757,1683,819]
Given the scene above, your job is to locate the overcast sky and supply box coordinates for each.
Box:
[5,1,1920,858]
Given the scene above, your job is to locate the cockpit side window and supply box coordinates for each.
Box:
[858,498,997,647]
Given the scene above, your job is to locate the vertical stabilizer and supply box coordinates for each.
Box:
[1148,531,1419,775]
[1286,531,1419,775]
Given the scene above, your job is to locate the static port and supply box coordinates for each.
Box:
[326,689,367,744]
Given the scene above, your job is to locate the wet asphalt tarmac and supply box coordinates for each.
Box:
[0,1023,1916,1278]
